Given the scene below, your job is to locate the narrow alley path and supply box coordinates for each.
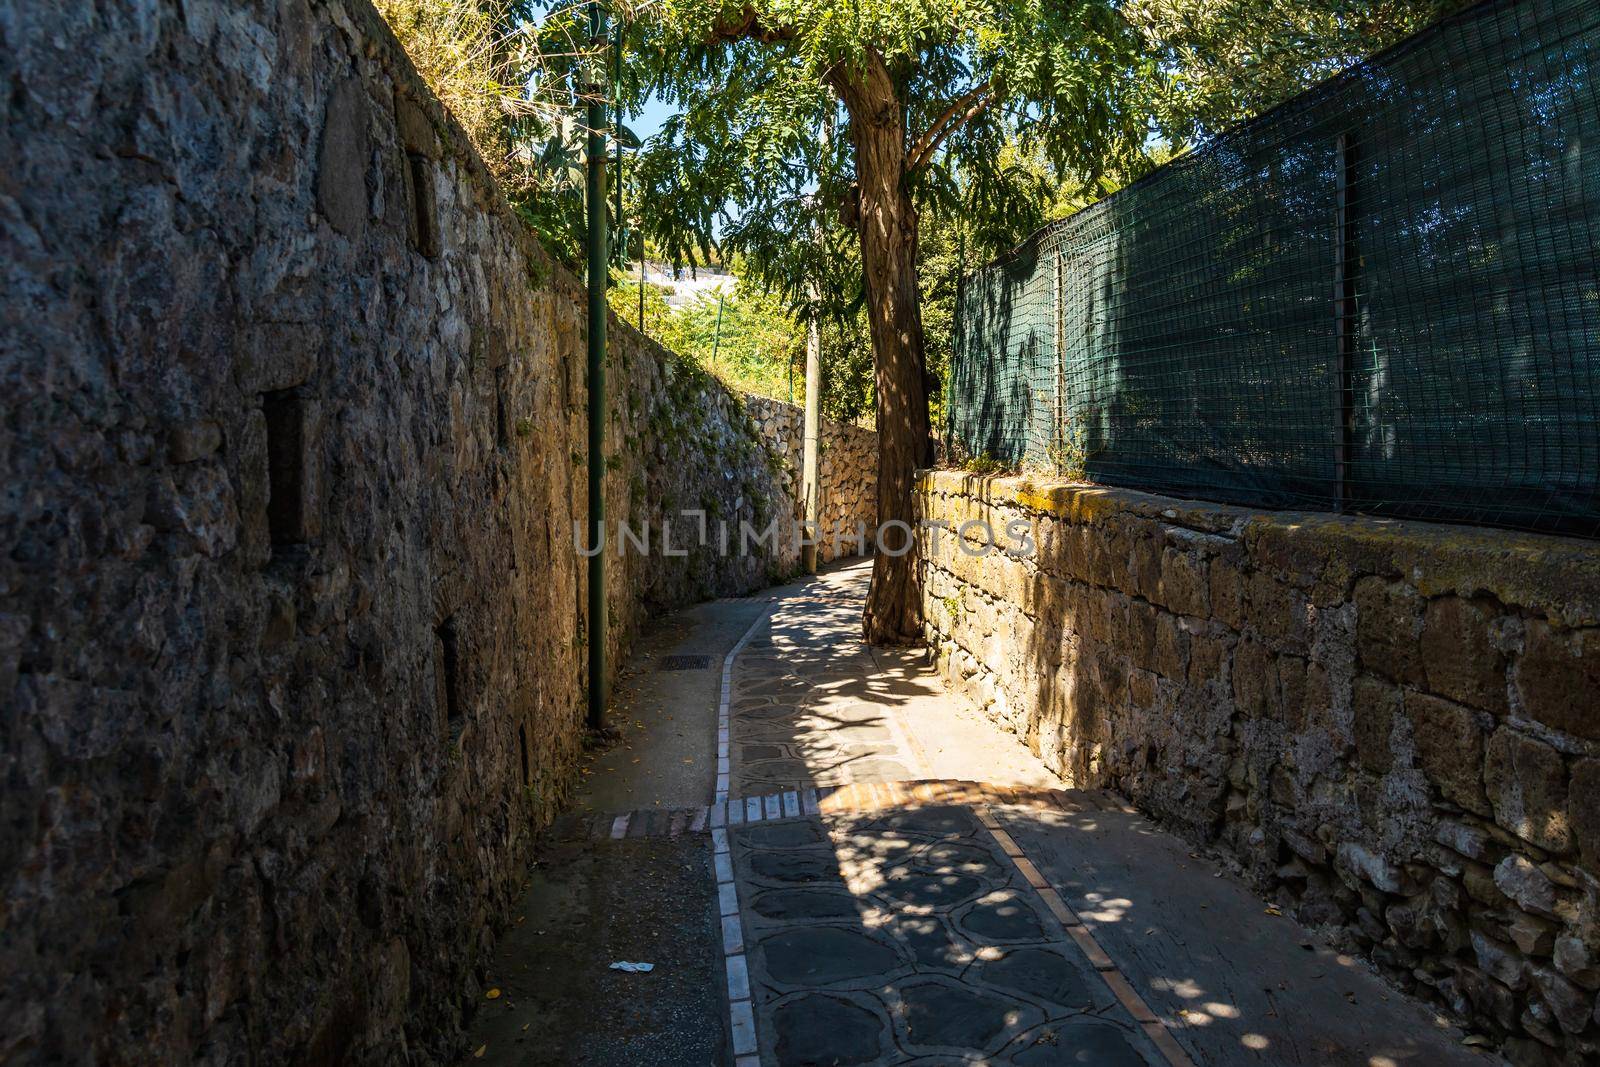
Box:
[467,561,1493,1066]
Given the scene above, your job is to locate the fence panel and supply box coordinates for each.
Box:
[948,0,1600,536]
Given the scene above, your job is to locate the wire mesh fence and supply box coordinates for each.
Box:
[947,0,1600,537]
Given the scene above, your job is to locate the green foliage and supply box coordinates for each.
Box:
[628,0,1162,301]
[1125,0,1471,140]
[958,453,1010,476]
[377,0,606,265]
[611,270,808,404]
[376,0,535,173]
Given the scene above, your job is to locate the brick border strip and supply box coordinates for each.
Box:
[717,603,776,804]
[712,821,760,1065]
[565,780,1137,839]
[711,779,1130,825]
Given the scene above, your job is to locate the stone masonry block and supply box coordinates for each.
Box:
[1352,674,1399,774]
[1279,656,1332,735]
[1494,856,1566,923]
[1209,560,1244,631]
[1405,691,1490,816]
[1129,534,1161,602]
[1569,759,1600,869]
[1152,612,1189,680]
[1121,598,1158,669]
[1245,570,1311,652]
[1187,631,1231,689]
[1156,544,1208,618]
[1421,596,1508,714]
[1515,622,1600,741]
[395,92,441,159]
[1486,728,1571,854]
[1355,577,1425,685]
[317,79,370,239]
[1233,637,1275,719]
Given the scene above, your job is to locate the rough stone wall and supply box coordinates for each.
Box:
[744,395,878,566]
[0,1,790,1064]
[918,470,1600,1064]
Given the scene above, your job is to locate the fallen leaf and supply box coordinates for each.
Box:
[474,1045,487,1059]
[485,988,502,1000]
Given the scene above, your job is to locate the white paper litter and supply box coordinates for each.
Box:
[608,961,654,973]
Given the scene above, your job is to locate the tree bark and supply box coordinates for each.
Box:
[832,54,932,645]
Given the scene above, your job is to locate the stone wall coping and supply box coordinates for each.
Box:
[919,469,1600,626]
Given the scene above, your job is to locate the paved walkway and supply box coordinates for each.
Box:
[468,560,1494,1066]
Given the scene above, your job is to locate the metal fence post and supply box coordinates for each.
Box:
[1053,245,1065,473]
[1334,131,1358,513]
[585,0,610,730]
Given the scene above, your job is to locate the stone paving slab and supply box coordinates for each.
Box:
[731,804,1165,1065]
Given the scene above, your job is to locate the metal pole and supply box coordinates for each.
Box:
[613,25,623,251]
[710,290,725,371]
[638,253,646,332]
[1053,248,1064,472]
[801,302,822,572]
[586,0,609,730]
[801,105,830,572]
[947,220,965,461]
[1334,131,1357,514]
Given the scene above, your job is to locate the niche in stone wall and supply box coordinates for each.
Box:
[404,151,440,258]
[435,617,463,741]
[262,389,318,546]
[495,365,510,450]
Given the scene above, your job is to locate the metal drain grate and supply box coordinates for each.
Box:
[657,654,712,671]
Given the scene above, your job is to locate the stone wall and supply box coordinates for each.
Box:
[0,1,794,1063]
[744,395,878,566]
[917,470,1600,1064]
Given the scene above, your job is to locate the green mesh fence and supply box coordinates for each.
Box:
[948,0,1600,537]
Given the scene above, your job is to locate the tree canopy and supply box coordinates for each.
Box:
[627,0,1160,299]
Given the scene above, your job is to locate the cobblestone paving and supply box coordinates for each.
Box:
[520,560,1480,1066]
[731,804,1161,1065]
[719,566,1178,1065]
[731,580,922,795]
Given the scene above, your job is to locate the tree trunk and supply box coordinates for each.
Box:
[832,55,932,645]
